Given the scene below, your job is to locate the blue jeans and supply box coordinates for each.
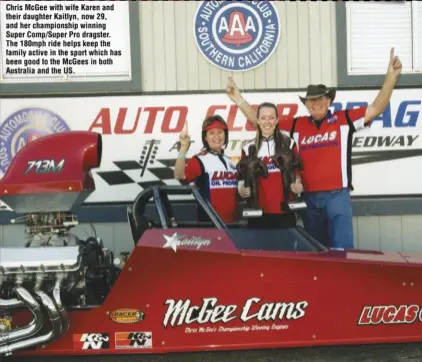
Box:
[302,188,354,249]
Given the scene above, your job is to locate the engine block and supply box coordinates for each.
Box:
[0,246,83,291]
[0,245,81,271]
[0,236,119,357]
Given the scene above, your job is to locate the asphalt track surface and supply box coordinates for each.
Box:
[5,343,422,362]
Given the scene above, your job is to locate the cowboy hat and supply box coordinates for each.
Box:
[299,84,336,104]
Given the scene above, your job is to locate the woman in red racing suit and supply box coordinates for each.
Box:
[238,102,303,229]
[174,115,239,223]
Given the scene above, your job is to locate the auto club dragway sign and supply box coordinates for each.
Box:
[193,1,281,71]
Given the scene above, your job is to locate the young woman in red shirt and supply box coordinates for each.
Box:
[238,102,304,229]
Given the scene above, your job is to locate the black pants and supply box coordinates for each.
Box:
[247,212,297,229]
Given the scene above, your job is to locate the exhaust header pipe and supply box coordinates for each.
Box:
[0,298,24,309]
[0,287,43,346]
[53,281,69,336]
[0,288,65,356]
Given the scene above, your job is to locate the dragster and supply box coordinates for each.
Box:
[1,131,422,358]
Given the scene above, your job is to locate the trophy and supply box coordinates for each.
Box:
[236,144,268,218]
[271,136,307,213]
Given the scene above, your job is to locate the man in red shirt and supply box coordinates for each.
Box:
[227,48,402,249]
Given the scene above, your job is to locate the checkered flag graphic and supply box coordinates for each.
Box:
[96,139,181,189]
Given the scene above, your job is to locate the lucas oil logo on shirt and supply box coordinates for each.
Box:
[210,171,238,187]
[300,131,338,150]
[261,156,278,172]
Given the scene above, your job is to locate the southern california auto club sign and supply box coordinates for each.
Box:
[193,1,281,72]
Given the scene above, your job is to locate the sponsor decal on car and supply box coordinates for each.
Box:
[358,304,422,325]
[0,107,70,178]
[72,333,109,350]
[110,309,145,324]
[115,332,152,349]
[162,232,211,253]
[25,158,65,174]
[162,297,308,333]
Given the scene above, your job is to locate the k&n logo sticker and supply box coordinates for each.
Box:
[115,332,152,349]
[73,333,110,350]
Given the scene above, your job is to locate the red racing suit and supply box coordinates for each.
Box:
[240,131,299,215]
[283,107,369,192]
[184,149,238,223]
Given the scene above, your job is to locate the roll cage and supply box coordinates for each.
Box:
[127,185,226,241]
[127,185,327,253]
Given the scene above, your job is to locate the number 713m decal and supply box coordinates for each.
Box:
[25,159,65,174]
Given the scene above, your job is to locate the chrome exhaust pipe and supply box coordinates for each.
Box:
[0,298,25,309]
[0,287,44,345]
[0,290,62,356]
[52,281,69,336]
